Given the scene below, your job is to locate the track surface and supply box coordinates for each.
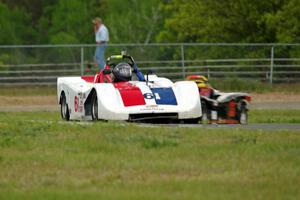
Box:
[139,123,300,130]
[1,102,300,112]
[0,97,299,130]
[251,102,300,110]
[26,120,300,131]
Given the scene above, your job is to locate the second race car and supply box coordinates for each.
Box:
[187,75,251,124]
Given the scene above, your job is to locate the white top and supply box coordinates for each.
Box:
[95,24,109,43]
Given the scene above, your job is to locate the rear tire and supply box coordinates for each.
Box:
[60,93,70,121]
[238,102,248,125]
[91,92,98,120]
[200,101,209,124]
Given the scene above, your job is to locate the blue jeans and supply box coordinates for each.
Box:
[95,44,107,70]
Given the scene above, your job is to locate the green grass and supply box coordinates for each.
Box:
[250,109,300,123]
[0,111,300,199]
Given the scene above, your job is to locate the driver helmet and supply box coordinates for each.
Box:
[186,75,209,88]
[112,62,132,82]
[195,75,208,88]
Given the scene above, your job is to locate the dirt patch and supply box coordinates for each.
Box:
[0,93,299,112]
[0,96,58,112]
[0,96,57,106]
[2,93,299,106]
[251,93,300,103]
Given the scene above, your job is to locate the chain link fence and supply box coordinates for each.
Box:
[0,43,300,86]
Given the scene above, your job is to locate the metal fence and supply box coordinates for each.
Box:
[0,43,300,86]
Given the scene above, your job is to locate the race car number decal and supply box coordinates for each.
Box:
[143,93,161,100]
[150,88,178,105]
[143,89,177,105]
[154,93,161,100]
[143,93,154,99]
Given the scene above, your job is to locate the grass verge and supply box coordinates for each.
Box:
[249,109,300,123]
[0,111,300,199]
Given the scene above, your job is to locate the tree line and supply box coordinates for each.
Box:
[0,0,299,45]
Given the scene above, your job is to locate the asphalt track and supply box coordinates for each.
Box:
[27,120,300,131]
[1,102,300,112]
[138,123,300,130]
[22,119,300,131]
[1,104,300,131]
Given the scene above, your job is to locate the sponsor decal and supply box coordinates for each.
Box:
[74,93,86,113]
[78,92,86,99]
[140,105,165,111]
[74,96,79,112]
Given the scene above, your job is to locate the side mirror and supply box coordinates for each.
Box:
[103,69,112,75]
[146,69,156,85]
[147,69,155,75]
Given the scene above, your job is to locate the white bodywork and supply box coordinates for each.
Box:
[214,91,250,103]
[57,75,202,121]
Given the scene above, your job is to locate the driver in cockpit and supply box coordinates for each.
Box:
[110,61,145,82]
[111,62,132,82]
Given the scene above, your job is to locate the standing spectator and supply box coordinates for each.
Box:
[93,17,109,70]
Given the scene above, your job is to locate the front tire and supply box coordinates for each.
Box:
[183,118,200,124]
[91,92,98,120]
[60,93,70,121]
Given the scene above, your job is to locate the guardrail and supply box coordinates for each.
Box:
[0,43,300,86]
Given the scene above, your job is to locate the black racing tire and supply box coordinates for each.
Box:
[91,92,98,120]
[183,117,201,124]
[200,101,209,124]
[238,102,248,125]
[60,93,70,121]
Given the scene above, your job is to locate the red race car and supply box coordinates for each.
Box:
[186,75,251,124]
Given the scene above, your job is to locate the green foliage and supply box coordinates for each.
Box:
[0,0,162,44]
[104,0,162,43]
[0,0,299,45]
[50,32,79,44]
[157,0,290,43]
[0,0,300,77]
[265,0,300,43]
[154,0,300,68]
[48,0,104,44]
[0,2,34,44]
[0,54,10,71]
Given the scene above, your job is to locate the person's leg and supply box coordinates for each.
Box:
[98,45,106,70]
[96,45,107,70]
[94,46,101,70]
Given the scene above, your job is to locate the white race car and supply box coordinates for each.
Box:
[57,54,202,123]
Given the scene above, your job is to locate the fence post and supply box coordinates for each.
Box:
[80,47,84,76]
[181,44,185,79]
[270,46,274,85]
